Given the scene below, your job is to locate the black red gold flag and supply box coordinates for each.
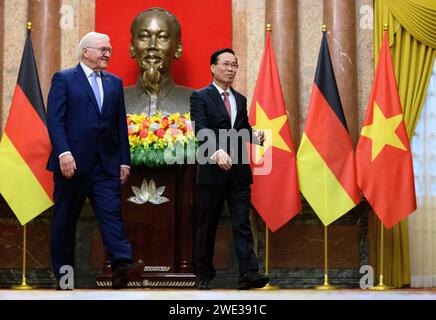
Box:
[0,27,53,225]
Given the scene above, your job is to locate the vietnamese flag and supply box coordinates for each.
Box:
[356,31,416,229]
[248,30,301,232]
[0,27,53,225]
[296,31,361,226]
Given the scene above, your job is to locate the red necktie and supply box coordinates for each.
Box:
[222,92,231,118]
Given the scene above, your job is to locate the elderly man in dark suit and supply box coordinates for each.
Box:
[46,32,144,289]
[190,48,269,290]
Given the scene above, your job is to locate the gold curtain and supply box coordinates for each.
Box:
[374,0,436,288]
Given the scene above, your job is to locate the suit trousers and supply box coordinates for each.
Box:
[50,159,132,279]
[196,166,259,281]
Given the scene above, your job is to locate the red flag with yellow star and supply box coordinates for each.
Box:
[296,31,361,226]
[356,31,416,228]
[248,31,301,232]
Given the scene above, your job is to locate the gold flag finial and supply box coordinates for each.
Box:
[266,24,272,32]
[383,24,388,31]
[322,24,327,32]
[27,22,32,30]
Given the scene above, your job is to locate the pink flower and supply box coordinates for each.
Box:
[170,128,181,137]
[155,129,165,138]
[139,130,148,138]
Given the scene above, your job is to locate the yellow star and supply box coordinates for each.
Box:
[252,101,291,164]
[361,101,407,161]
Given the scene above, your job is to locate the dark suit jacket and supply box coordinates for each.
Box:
[190,83,256,185]
[46,64,130,176]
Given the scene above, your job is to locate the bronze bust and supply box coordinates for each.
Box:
[124,7,193,116]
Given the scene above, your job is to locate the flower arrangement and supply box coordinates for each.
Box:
[127,112,197,167]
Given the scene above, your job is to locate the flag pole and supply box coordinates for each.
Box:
[370,221,391,290]
[12,224,33,290]
[368,24,391,291]
[257,23,279,291]
[11,22,35,291]
[315,225,335,290]
[314,24,336,291]
[260,223,278,290]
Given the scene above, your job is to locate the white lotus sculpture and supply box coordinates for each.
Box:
[127,178,170,205]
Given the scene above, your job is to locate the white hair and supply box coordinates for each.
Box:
[77,32,110,60]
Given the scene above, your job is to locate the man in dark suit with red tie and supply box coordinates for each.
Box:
[46,32,143,289]
[190,48,269,290]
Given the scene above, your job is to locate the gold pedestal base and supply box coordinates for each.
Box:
[369,275,391,291]
[259,282,279,290]
[12,282,33,290]
[12,277,34,290]
[369,282,391,291]
[315,282,336,290]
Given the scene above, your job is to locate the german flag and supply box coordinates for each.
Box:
[296,30,360,226]
[0,27,53,225]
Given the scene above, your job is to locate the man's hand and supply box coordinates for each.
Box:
[212,149,232,171]
[120,166,130,185]
[253,129,265,145]
[59,153,77,178]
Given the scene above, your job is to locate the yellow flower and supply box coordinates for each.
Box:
[128,112,197,159]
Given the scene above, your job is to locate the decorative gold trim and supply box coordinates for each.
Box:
[143,266,171,272]
[143,280,196,287]
[96,280,196,288]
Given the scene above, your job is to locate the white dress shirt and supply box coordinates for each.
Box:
[80,61,104,106]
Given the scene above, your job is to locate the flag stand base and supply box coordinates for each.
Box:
[371,225,392,291]
[259,281,279,290]
[315,282,336,290]
[12,277,33,290]
[370,283,391,291]
[369,278,391,291]
[316,228,336,290]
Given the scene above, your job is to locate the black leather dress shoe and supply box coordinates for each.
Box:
[238,272,269,290]
[112,259,145,289]
[198,279,212,290]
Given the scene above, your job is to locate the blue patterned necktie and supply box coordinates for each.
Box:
[91,71,102,112]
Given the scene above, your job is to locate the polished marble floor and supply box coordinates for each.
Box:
[1,288,435,300]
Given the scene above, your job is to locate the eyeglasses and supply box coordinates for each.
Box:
[216,62,239,69]
[86,47,113,55]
